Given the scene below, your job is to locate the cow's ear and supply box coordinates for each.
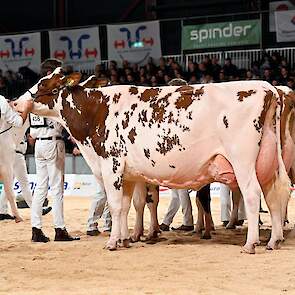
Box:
[62,72,81,87]
[95,78,110,88]
[84,78,110,88]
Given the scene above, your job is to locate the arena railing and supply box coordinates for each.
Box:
[224,49,262,70]
[265,47,295,70]
[185,51,223,70]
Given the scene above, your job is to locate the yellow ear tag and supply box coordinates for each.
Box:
[66,79,75,87]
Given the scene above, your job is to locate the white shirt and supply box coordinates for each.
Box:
[30,118,63,139]
[0,95,23,129]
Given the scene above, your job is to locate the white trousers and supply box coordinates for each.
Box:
[162,189,193,226]
[87,186,112,231]
[31,140,65,229]
[220,184,246,221]
[0,152,32,213]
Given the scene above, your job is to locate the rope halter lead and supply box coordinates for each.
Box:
[27,87,61,100]
[0,126,12,135]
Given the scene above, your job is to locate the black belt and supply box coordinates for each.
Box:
[15,151,25,155]
[36,136,62,141]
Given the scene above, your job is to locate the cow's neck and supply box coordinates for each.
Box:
[59,86,110,158]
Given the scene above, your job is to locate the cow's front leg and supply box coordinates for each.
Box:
[131,182,146,242]
[120,181,135,248]
[145,185,160,241]
[102,169,124,250]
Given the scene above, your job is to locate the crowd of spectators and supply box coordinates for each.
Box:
[0,52,294,100]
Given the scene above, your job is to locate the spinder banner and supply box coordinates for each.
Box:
[275,10,295,42]
[269,1,295,32]
[0,32,41,73]
[107,20,162,66]
[49,27,101,70]
[182,20,261,50]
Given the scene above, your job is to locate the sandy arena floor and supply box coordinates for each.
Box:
[1,196,295,295]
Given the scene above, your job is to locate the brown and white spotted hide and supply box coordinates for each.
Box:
[16,69,290,253]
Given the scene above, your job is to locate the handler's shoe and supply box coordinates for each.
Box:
[32,227,50,243]
[54,228,80,241]
[87,229,100,236]
[0,213,15,220]
[171,225,194,231]
[159,223,170,231]
[42,206,52,216]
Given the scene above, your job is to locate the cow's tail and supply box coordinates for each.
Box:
[273,88,291,225]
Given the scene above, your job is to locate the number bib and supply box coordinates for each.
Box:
[30,114,47,127]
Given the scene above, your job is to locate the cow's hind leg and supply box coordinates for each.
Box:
[131,182,146,242]
[120,181,135,248]
[233,167,261,254]
[226,189,241,229]
[263,174,290,250]
[145,184,160,241]
[195,197,205,235]
[2,171,22,223]
[197,185,214,239]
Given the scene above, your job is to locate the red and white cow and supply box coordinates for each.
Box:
[16,68,292,253]
[0,115,29,222]
[80,76,160,241]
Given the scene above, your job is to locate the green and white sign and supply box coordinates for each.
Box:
[182,19,261,50]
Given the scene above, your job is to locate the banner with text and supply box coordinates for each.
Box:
[275,10,295,42]
[269,1,295,32]
[49,27,101,70]
[0,32,41,73]
[10,175,222,199]
[107,20,162,66]
[182,19,261,50]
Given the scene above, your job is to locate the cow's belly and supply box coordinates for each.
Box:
[124,153,237,190]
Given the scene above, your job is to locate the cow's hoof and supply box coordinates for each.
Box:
[122,239,131,248]
[266,239,283,251]
[14,216,23,223]
[145,230,159,241]
[226,224,236,230]
[202,233,211,240]
[130,234,142,243]
[104,240,118,251]
[241,245,255,254]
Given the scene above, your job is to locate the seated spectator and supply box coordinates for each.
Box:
[211,57,221,81]
[218,70,228,82]
[158,57,169,73]
[287,78,295,90]
[200,73,213,84]
[262,68,273,84]
[126,74,135,85]
[150,75,158,87]
[245,70,255,80]
[163,74,171,84]
[188,75,198,84]
[279,66,290,86]
[110,73,120,85]
[198,62,207,78]
[186,60,198,80]
[223,58,238,78]
[157,69,165,85]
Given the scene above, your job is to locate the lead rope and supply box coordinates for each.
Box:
[0,125,12,135]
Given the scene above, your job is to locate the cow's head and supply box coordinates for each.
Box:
[16,67,81,117]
